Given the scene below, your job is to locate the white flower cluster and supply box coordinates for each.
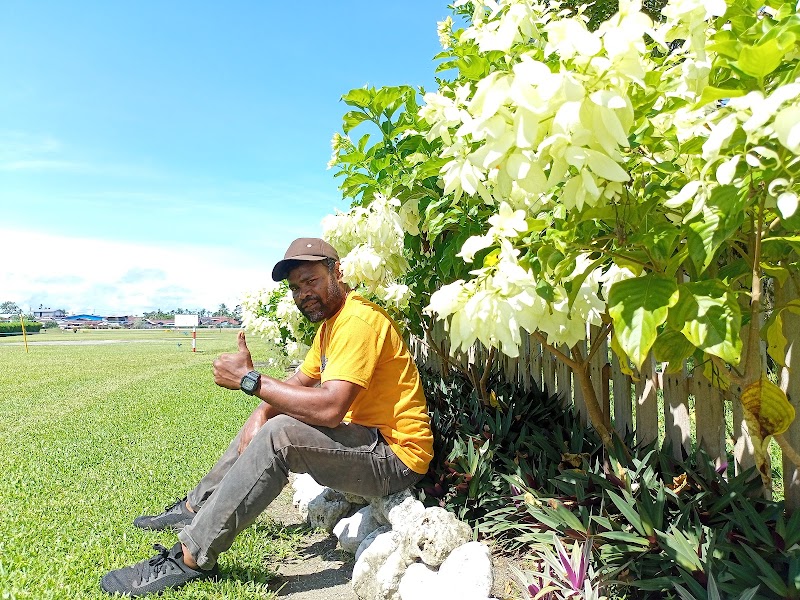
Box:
[422,0,653,213]
[427,243,636,355]
[240,287,309,361]
[327,132,352,170]
[322,193,419,309]
[437,16,454,50]
[665,79,800,220]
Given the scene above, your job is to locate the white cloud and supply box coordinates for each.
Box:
[0,228,275,316]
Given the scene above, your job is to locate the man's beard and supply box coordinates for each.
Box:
[298,278,346,322]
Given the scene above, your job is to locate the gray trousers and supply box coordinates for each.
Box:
[177,414,424,569]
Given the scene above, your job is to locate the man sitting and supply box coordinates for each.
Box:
[101,237,433,597]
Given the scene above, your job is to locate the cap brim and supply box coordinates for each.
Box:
[271,255,327,281]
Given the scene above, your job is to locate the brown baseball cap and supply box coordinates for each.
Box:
[271,237,340,281]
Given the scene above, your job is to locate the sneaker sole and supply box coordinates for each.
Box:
[133,520,193,532]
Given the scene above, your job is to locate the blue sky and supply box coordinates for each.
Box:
[0,1,452,315]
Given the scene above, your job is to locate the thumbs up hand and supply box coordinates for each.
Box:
[213,330,256,390]
[237,330,254,369]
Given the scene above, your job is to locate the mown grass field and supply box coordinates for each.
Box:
[0,328,302,599]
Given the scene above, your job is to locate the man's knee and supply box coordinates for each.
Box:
[255,414,307,453]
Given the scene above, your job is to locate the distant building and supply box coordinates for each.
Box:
[201,316,241,327]
[106,315,133,327]
[59,314,105,329]
[33,309,66,319]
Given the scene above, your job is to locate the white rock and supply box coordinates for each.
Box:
[405,506,473,567]
[398,562,440,599]
[385,496,426,535]
[334,506,383,554]
[355,525,391,562]
[370,489,414,525]
[291,473,326,520]
[306,487,352,531]
[438,541,493,597]
[352,529,412,600]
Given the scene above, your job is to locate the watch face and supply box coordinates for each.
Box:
[241,371,260,394]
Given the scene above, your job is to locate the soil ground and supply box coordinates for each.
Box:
[263,487,517,600]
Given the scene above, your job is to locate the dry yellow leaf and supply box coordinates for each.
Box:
[741,377,795,437]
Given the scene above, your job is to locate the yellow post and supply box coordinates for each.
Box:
[20,312,29,353]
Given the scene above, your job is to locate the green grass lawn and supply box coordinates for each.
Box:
[0,329,304,599]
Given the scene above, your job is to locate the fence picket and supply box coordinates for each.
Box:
[692,369,726,468]
[589,326,609,427]
[543,346,556,398]
[530,336,542,391]
[611,353,633,437]
[731,384,756,477]
[662,367,691,460]
[635,354,659,446]
[557,345,572,409]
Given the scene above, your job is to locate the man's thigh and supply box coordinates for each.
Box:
[259,414,417,497]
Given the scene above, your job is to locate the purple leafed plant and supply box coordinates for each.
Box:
[512,534,605,600]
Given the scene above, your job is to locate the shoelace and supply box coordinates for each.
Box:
[135,544,182,584]
[164,497,186,513]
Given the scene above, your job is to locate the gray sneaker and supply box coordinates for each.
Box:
[133,497,195,531]
[100,542,217,597]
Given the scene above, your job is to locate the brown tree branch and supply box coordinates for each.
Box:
[587,323,611,363]
[479,346,496,402]
[531,331,578,370]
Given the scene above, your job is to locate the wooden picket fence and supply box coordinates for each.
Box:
[410,280,800,510]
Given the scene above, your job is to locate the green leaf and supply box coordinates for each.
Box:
[653,161,679,173]
[633,222,680,268]
[763,300,800,367]
[761,263,790,286]
[595,530,651,546]
[686,185,746,274]
[341,87,374,109]
[456,54,490,80]
[553,503,589,534]
[667,280,743,364]
[608,274,680,370]
[740,545,789,596]
[694,85,747,108]
[372,86,406,118]
[607,490,647,537]
[655,528,704,572]
[653,330,695,371]
[342,110,372,134]
[762,235,800,254]
[738,38,787,78]
[708,30,741,58]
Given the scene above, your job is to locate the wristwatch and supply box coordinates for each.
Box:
[240,370,261,396]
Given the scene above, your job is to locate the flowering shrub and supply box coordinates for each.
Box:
[322,192,416,309]
[318,0,800,475]
[240,282,317,362]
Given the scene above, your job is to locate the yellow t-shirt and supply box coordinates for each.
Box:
[299,293,433,474]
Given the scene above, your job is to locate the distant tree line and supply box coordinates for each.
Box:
[1,300,242,321]
[142,304,242,321]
